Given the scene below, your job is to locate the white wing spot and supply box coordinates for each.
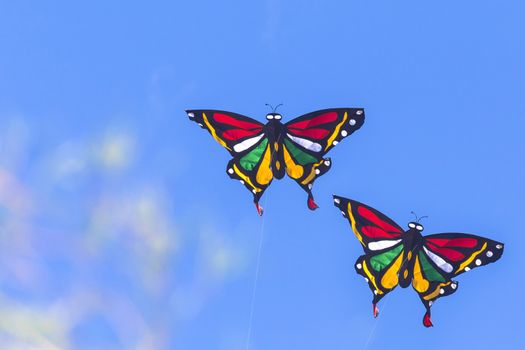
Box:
[364,278,369,282]
[233,134,264,153]
[334,198,340,204]
[356,110,363,115]
[475,259,482,266]
[451,283,457,289]
[287,133,322,152]
[198,123,204,127]
[486,251,493,257]
[429,301,433,306]
[423,246,453,273]
[252,189,257,194]
[373,290,378,295]
[464,267,471,272]
[332,141,339,146]
[315,169,320,175]
[368,239,402,251]
[308,183,313,190]
[324,160,331,166]
[188,112,195,118]
[341,130,348,137]
[496,244,503,249]
[439,288,444,295]
[341,211,346,216]
[240,180,245,185]
[356,263,362,269]
[227,168,234,174]
[349,119,356,126]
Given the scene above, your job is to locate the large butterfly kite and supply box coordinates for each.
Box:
[187,107,364,215]
[333,195,504,327]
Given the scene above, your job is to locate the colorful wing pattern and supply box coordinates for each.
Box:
[285,108,365,154]
[187,110,264,156]
[284,109,364,208]
[354,244,405,317]
[187,110,272,214]
[333,195,403,253]
[333,195,405,316]
[413,233,504,326]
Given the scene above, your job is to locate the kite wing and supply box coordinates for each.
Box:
[422,233,504,278]
[412,233,504,327]
[282,108,364,209]
[333,195,403,253]
[187,110,271,215]
[187,110,265,156]
[285,108,365,154]
[354,242,405,317]
[334,195,406,317]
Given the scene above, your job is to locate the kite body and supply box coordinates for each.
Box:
[187,108,364,215]
[333,195,504,327]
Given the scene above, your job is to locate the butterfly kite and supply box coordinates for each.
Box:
[333,195,504,327]
[187,106,364,215]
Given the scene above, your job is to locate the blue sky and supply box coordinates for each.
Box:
[0,0,523,349]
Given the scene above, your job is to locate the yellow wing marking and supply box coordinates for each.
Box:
[423,281,452,301]
[325,111,348,150]
[381,252,403,289]
[283,145,304,179]
[412,255,430,293]
[347,201,365,246]
[455,242,487,273]
[202,113,231,151]
[300,159,324,185]
[256,146,273,185]
[362,260,384,295]
[233,164,260,192]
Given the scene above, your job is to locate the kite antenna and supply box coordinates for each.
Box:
[265,103,283,113]
[417,215,428,223]
[411,211,428,222]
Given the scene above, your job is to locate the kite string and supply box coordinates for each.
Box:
[363,292,391,350]
[245,190,270,350]
[246,141,281,350]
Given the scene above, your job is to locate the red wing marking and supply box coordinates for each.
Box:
[287,128,330,139]
[357,206,402,234]
[222,129,262,140]
[286,112,338,129]
[361,225,399,239]
[426,237,478,248]
[426,242,466,262]
[213,113,263,130]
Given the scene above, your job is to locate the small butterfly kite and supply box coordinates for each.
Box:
[333,195,504,327]
[187,106,364,215]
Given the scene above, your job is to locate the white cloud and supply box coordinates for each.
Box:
[94,132,135,171]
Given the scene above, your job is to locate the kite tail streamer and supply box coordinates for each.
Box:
[423,310,433,327]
